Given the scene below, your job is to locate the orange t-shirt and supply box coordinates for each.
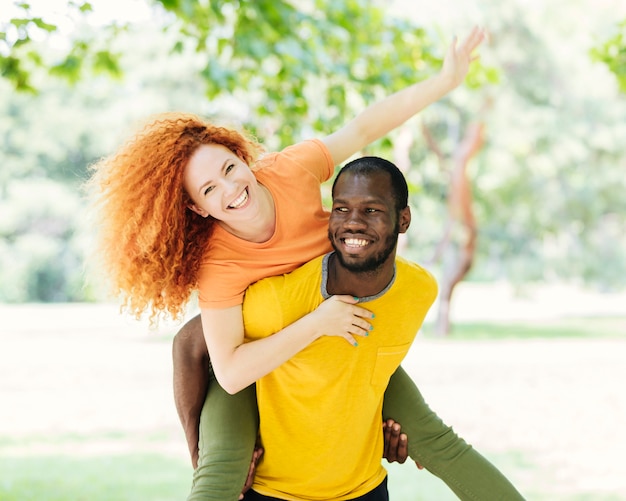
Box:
[197,139,334,309]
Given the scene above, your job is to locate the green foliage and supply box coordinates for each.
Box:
[3,0,489,147]
[0,179,90,302]
[590,19,626,93]
[154,0,447,146]
[0,0,624,303]
[1,1,122,91]
[405,1,626,291]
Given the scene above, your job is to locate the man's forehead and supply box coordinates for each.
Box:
[333,171,391,198]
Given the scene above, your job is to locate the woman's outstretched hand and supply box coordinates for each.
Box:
[441,26,487,88]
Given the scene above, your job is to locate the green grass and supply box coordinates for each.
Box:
[0,454,190,501]
[386,450,626,501]
[422,316,626,340]
[387,450,534,501]
[4,449,619,501]
[2,316,624,500]
[0,451,533,501]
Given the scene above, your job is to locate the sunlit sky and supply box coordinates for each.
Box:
[3,0,625,51]
[5,0,625,29]
[2,0,469,27]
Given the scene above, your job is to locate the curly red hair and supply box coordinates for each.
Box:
[87,112,264,321]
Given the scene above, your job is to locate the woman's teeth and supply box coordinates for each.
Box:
[229,189,248,209]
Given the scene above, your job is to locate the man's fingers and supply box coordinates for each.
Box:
[383,420,403,463]
[396,433,408,464]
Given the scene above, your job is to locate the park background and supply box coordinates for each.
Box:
[1,0,625,499]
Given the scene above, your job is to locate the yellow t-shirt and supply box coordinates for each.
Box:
[243,254,438,500]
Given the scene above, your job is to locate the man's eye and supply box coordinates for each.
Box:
[366,208,378,213]
[334,207,348,212]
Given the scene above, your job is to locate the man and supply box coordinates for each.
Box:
[239,156,434,500]
[184,157,525,500]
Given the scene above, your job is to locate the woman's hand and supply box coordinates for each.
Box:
[440,26,487,89]
[309,295,374,346]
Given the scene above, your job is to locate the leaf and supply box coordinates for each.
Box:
[93,50,122,78]
[78,2,94,13]
[50,54,83,83]
[31,17,57,32]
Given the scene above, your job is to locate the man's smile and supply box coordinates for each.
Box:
[342,237,370,248]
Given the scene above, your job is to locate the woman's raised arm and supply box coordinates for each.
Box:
[322,26,485,166]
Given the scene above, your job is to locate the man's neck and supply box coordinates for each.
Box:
[326,252,396,299]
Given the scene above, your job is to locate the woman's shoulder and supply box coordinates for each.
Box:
[253,140,333,182]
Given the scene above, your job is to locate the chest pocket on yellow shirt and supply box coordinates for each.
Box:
[370,343,412,391]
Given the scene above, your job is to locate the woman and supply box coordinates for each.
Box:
[89,27,522,501]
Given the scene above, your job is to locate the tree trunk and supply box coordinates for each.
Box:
[423,122,484,336]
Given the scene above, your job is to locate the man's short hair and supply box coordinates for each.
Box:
[332,156,409,213]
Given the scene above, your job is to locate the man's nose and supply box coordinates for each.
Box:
[345,210,366,228]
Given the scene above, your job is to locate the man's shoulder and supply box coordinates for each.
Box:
[280,254,325,287]
[248,255,325,295]
[395,256,438,300]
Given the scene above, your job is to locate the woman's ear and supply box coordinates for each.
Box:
[187,203,209,218]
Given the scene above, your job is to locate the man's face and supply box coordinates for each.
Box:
[328,171,409,273]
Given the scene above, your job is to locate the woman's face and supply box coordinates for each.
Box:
[183,143,259,223]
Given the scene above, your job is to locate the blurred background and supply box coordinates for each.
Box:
[1,0,625,499]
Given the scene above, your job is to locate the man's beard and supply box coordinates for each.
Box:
[329,223,399,274]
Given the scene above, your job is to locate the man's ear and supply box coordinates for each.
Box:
[398,206,411,233]
[187,203,209,218]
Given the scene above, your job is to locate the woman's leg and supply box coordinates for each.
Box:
[383,366,525,501]
[187,376,259,501]
[174,314,259,500]
[172,315,212,468]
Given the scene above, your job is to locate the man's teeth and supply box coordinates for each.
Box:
[228,189,248,209]
[344,238,368,247]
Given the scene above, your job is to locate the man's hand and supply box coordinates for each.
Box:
[382,419,424,470]
[383,419,408,463]
[239,446,264,500]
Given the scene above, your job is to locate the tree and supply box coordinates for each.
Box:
[1,1,122,93]
[591,19,626,93]
[422,120,485,336]
[1,1,490,306]
[2,0,473,147]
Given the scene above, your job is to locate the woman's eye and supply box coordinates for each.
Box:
[226,163,235,173]
[203,186,214,196]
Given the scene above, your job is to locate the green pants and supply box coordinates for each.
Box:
[381,367,524,500]
[188,366,524,501]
